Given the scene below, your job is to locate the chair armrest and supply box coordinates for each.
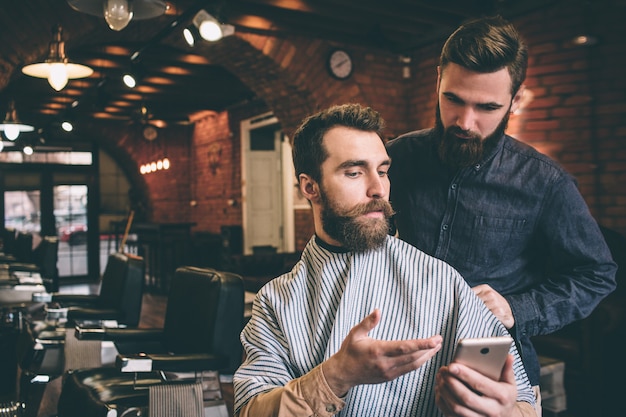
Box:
[116,352,228,373]
[66,307,124,322]
[8,262,40,272]
[51,293,99,304]
[75,326,164,341]
[35,329,66,346]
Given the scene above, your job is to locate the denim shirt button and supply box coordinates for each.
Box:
[442,224,449,231]
[451,183,457,190]
[474,164,481,170]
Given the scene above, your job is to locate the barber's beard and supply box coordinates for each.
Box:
[435,105,509,170]
[319,190,395,252]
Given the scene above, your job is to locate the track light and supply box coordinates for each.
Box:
[66,0,168,31]
[22,25,93,91]
[122,62,146,88]
[187,9,235,44]
[183,24,200,47]
[0,101,34,141]
[62,121,74,132]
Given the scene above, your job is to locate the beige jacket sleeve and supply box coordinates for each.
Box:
[237,364,345,417]
[237,364,537,417]
[516,399,540,417]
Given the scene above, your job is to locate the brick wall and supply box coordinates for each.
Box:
[404,1,626,233]
[100,0,625,246]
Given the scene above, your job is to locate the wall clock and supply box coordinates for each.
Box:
[142,124,158,141]
[327,49,353,80]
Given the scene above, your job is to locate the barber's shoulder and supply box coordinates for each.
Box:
[386,129,434,163]
[503,135,570,178]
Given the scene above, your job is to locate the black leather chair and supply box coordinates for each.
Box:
[6,236,59,292]
[0,227,17,260]
[14,232,34,264]
[16,253,145,417]
[39,252,145,327]
[56,266,244,417]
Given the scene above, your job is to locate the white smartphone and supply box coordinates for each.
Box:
[452,336,513,380]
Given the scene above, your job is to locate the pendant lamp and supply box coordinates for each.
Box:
[22,25,93,91]
[66,0,168,31]
[0,101,35,141]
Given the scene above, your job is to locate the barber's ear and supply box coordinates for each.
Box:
[299,174,320,203]
[510,85,526,114]
[436,66,441,93]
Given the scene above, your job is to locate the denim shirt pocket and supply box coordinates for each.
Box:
[466,216,528,266]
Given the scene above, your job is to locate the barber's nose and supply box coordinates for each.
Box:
[455,107,475,131]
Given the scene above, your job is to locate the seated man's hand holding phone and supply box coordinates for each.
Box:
[435,336,521,416]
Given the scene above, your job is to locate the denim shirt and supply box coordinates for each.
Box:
[386,128,617,385]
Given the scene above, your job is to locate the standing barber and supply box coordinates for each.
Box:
[386,15,617,398]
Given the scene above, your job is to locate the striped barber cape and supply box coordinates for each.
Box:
[235,235,534,416]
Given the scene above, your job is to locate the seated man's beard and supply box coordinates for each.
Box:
[435,109,509,170]
[320,195,395,252]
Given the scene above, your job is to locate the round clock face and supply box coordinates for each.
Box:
[328,49,353,80]
[142,124,158,141]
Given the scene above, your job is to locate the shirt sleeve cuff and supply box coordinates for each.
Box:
[506,292,539,336]
[298,364,346,416]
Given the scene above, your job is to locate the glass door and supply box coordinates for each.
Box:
[54,185,88,277]
[4,189,41,246]
[2,170,94,280]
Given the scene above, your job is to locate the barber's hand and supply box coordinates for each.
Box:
[322,309,442,397]
[472,284,514,329]
[435,354,519,417]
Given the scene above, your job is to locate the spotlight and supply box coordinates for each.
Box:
[189,9,235,43]
[183,24,200,47]
[122,63,146,88]
[61,121,74,132]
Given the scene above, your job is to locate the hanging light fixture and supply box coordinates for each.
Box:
[22,25,93,91]
[66,0,168,31]
[0,101,34,141]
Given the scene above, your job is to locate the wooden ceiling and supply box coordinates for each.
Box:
[0,0,555,143]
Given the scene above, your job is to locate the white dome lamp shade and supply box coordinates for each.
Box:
[66,0,168,31]
[22,25,93,91]
[0,101,34,141]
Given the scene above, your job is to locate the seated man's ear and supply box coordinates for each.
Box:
[299,174,320,203]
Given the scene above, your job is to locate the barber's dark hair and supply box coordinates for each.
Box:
[292,103,385,183]
[440,15,528,95]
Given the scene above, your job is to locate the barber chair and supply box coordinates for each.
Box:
[5,236,59,293]
[0,227,17,261]
[32,252,145,328]
[14,232,34,264]
[16,252,145,417]
[56,266,244,417]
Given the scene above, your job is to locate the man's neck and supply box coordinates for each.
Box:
[315,235,350,253]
